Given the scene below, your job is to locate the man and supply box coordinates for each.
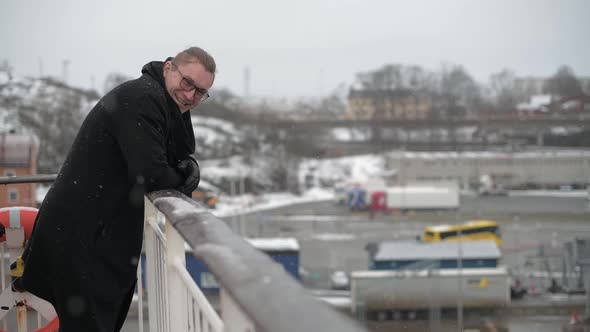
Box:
[17,46,215,331]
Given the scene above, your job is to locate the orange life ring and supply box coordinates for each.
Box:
[0,207,60,331]
[0,207,38,242]
[32,317,59,332]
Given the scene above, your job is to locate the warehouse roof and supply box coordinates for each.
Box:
[247,237,300,252]
[373,240,501,261]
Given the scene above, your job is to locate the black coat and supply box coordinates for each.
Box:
[21,60,195,331]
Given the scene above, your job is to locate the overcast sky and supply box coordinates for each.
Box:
[1,0,589,98]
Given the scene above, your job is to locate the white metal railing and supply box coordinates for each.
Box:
[145,190,366,332]
[143,197,223,332]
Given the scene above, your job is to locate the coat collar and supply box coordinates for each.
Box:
[141,58,196,158]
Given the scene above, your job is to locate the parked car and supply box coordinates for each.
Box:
[330,271,350,290]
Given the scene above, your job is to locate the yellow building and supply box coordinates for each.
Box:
[346,89,438,120]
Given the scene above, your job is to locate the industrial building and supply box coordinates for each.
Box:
[385,149,590,190]
[0,133,38,207]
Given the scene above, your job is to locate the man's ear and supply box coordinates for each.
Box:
[163,61,172,77]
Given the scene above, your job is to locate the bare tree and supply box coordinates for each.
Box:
[403,65,437,91]
[356,64,401,90]
[543,65,583,97]
[488,69,518,112]
[355,64,435,91]
[437,63,483,117]
[103,72,132,94]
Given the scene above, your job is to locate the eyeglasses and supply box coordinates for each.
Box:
[171,62,210,102]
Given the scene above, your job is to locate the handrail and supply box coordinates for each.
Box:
[147,190,366,332]
[0,174,57,185]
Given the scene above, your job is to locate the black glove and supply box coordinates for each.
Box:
[177,156,200,196]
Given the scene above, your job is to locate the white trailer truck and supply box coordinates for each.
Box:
[351,267,510,313]
[386,184,459,210]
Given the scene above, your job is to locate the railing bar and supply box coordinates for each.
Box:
[195,298,200,332]
[172,261,223,332]
[137,254,144,332]
[143,229,153,332]
[0,244,5,295]
[157,227,164,332]
[187,287,194,332]
[186,290,191,332]
[1,244,6,331]
[154,237,162,332]
[150,229,158,332]
[155,232,164,332]
[0,174,57,185]
[195,299,201,332]
[148,218,167,243]
[162,241,170,332]
[145,198,166,332]
[157,240,166,332]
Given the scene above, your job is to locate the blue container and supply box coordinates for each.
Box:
[142,238,300,291]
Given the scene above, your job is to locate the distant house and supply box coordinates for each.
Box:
[515,94,552,116]
[516,94,590,117]
[0,134,37,207]
[550,95,590,113]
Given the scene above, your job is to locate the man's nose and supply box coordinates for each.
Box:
[183,89,196,101]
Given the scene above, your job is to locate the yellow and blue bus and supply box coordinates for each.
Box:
[422,219,502,246]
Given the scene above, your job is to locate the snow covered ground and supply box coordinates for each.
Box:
[34,149,588,219]
[212,187,334,218]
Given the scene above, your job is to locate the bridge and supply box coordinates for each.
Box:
[198,106,590,155]
[265,114,590,131]
[269,115,590,156]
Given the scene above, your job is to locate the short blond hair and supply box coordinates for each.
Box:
[173,47,216,74]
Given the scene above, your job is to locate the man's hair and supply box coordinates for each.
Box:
[173,47,216,74]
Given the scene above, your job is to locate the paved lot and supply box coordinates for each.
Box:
[227,195,590,289]
[118,194,590,331]
[223,194,590,331]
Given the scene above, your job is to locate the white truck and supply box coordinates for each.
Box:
[351,267,510,312]
[386,184,459,210]
[478,174,508,196]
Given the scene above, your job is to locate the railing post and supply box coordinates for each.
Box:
[144,198,165,332]
[137,253,144,332]
[6,227,27,332]
[220,289,256,332]
[166,221,188,332]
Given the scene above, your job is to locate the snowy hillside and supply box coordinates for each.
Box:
[0,72,98,133]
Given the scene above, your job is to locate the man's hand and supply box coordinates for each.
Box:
[177,156,200,196]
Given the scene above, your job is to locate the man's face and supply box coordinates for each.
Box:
[163,60,214,113]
